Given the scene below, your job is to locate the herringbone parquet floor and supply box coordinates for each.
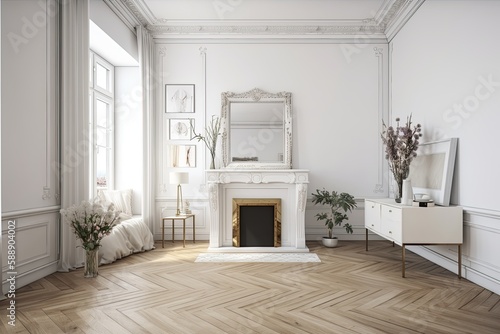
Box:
[1,240,500,333]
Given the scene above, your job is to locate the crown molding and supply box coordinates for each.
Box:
[109,0,422,40]
[102,0,141,32]
[146,23,386,37]
[120,0,156,26]
[385,0,426,42]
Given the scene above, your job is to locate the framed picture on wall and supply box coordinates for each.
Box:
[169,119,193,140]
[168,144,196,168]
[165,84,195,113]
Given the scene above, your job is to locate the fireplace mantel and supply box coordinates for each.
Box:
[206,169,309,252]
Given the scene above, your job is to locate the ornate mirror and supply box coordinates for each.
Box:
[221,88,292,169]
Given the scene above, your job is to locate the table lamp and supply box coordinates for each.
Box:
[169,172,189,215]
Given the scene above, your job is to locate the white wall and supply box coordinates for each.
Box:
[1,0,59,293]
[115,67,142,214]
[155,42,387,242]
[390,0,500,294]
[89,0,137,62]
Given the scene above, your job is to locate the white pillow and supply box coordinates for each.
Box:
[99,189,133,220]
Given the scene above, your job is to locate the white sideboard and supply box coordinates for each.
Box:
[365,198,463,278]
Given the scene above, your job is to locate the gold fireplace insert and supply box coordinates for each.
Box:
[232,198,281,247]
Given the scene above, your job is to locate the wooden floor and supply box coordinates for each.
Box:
[2,240,500,334]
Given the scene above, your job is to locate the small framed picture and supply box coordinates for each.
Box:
[168,144,196,168]
[165,84,195,113]
[169,119,193,140]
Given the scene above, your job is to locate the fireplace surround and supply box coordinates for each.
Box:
[206,169,309,252]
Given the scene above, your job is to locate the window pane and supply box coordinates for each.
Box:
[96,99,108,127]
[89,55,93,84]
[96,146,107,188]
[96,63,109,90]
[96,126,107,147]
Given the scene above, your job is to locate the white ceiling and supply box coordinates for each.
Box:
[143,0,387,21]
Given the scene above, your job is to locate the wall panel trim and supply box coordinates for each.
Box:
[2,206,61,220]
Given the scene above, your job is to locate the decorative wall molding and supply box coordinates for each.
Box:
[199,46,207,172]
[1,212,58,295]
[374,47,386,194]
[109,0,422,40]
[1,206,61,221]
[158,45,167,56]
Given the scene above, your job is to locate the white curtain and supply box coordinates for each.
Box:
[137,26,155,231]
[58,0,90,271]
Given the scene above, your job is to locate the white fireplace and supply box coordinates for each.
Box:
[206,169,309,252]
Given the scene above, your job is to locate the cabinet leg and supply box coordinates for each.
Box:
[402,244,406,278]
[183,220,186,248]
[458,244,462,279]
[162,219,165,248]
[365,229,368,251]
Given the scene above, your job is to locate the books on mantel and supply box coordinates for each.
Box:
[412,200,435,207]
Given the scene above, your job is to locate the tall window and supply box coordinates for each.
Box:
[89,52,114,195]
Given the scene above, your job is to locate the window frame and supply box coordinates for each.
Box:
[89,51,115,196]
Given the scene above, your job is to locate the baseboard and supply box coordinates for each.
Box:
[408,246,500,295]
[2,261,58,296]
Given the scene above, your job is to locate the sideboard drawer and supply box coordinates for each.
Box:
[381,206,402,242]
[365,201,381,233]
[381,206,401,222]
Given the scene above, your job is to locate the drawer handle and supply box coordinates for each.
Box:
[371,224,374,227]
[389,231,392,234]
[389,210,392,212]
[371,205,374,208]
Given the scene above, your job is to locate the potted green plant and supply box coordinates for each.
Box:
[311,189,357,247]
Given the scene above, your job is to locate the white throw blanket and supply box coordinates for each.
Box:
[99,217,155,264]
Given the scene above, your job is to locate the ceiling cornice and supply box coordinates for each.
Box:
[103,0,142,31]
[385,0,426,42]
[120,0,155,26]
[113,0,422,40]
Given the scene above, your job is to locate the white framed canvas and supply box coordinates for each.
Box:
[169,118,193,140]
[165,84,194,113]
[409,138,458,206]
[168,144,196,168]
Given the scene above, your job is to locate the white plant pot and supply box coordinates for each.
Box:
[322,237,339,248]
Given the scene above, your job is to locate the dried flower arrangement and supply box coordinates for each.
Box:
[381,114,422,200]
[191,115,222,169]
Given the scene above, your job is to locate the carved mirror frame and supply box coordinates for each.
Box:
[221,88,292,169]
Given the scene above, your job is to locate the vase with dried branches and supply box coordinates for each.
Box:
[191,116,221,169]
[381,114,422,202]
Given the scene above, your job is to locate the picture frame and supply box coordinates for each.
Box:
[165,84,195,113]
[409,138,458,206]
[169,118,193,140]
[168,144,196,168]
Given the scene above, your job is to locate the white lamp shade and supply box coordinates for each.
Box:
[169,172,189,185]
